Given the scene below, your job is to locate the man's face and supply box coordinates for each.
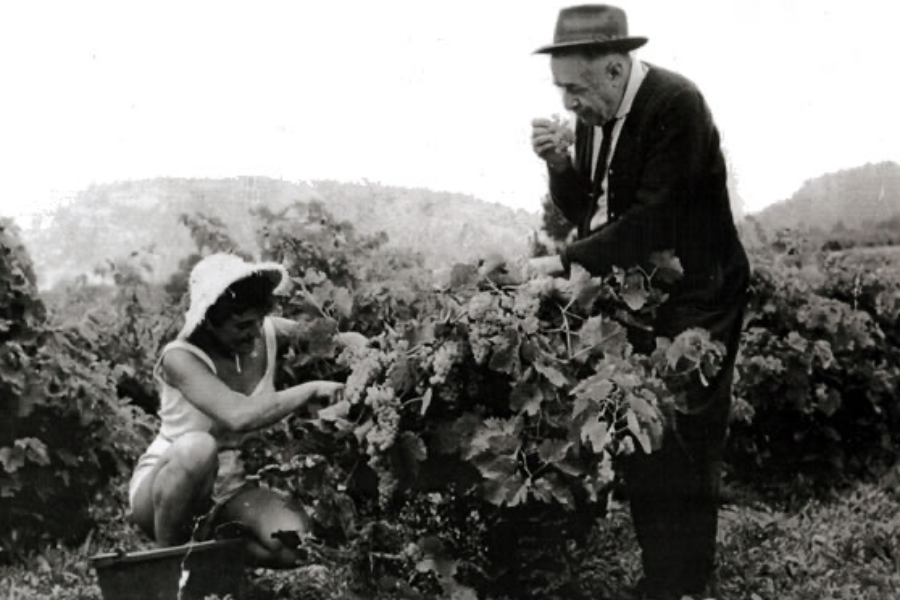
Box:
[551,54,622,127]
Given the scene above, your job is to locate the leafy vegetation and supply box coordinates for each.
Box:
[726,229,900,497]
[0,219,154,554]
[3,181,900,598]
[239,201,725,598]
[5,481,900,600]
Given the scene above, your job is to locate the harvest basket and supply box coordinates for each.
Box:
[89,538,245,600]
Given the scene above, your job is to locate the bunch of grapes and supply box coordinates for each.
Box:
[361,384,405,501]
[340,340,408,404]
[363,384,402,454]
[368,454,400,508]
[340,351,383,404]
[465,292,512,364]
[510,286,542,328]
[549,113,575,154]
[428,341,461,386]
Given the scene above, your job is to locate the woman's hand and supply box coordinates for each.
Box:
[314,381,345,404]
[299,381,345,420]
[307,382,350,424]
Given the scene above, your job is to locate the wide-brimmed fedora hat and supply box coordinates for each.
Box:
[178,252,288,339]
[534,4,648,55]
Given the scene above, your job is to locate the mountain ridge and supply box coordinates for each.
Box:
[21,177,542,289]
[752,161,900,233]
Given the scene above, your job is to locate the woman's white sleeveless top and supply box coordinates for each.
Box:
[154,317,277,445]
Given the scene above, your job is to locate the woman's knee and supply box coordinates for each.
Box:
[151,434,218,504]
[168,432,218,479]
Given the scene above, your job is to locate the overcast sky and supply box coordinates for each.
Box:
[1,0,898,225]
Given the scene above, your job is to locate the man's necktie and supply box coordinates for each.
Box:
[589,118,618,230]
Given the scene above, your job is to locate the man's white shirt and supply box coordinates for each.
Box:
[588,58,650,231]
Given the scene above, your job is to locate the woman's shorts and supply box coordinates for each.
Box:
[128,435,253,512]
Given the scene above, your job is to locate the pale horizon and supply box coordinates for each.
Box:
[2,0,898,226]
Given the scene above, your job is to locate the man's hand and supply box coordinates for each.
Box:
[531,117,573,173]
[478,251,508,278]
[527,255,565,277]
[479,252,528,286]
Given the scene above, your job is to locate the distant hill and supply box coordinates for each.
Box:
[753,162,900,233]
[21,177,541,289]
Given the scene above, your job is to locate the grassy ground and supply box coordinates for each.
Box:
[3,479,900,600]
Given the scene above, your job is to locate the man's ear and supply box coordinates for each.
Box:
[607,58,625,80]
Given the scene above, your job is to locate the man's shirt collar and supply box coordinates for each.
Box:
[616,58,649,120]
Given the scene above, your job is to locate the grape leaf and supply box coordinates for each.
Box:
[581,419,609,453]
[509,479,530,507]
[572,374,615,403]
[538,439,572,464]
[626,409,653,454]
[433,412,481,455]
[530,478,553,503]
[815,385,842,417]
[648,250,684,285]
[510,379,544,416]
[569,264,605,312]
[416,537,458,579]
[399,432,428,462]
[532,358,570,388]
[483,472,525,506]
[332,286,354,318]
[555,456,586,477]
[306,318,338,358]
[448,583,479,600]
[489,329,521,376]
[466,418,521,459]
[473,453,517,479]
[0,446,25,473]
[786,331,808,353]
[388,354,416,396]
[303,268,327,285]
[403,321,436,347]
[449,264,479,289]
[628,395,665,451]
[621,272,648,311]
[539,472,575,507]
[665,328,711,368]
[578,317,629,360]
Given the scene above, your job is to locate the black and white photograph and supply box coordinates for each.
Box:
[2,1,899,599]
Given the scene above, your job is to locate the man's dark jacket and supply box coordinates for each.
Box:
[549,63,751,593]
[550,64,749,318]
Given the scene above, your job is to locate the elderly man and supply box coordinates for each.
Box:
[530,5,750,599]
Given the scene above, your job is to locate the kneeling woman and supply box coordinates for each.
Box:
[129,253,344,568]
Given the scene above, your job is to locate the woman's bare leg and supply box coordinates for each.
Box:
[130,432,218,546]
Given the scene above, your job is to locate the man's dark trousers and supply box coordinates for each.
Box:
[622,296,745,595]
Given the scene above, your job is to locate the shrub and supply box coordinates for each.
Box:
[0,219,153,554]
